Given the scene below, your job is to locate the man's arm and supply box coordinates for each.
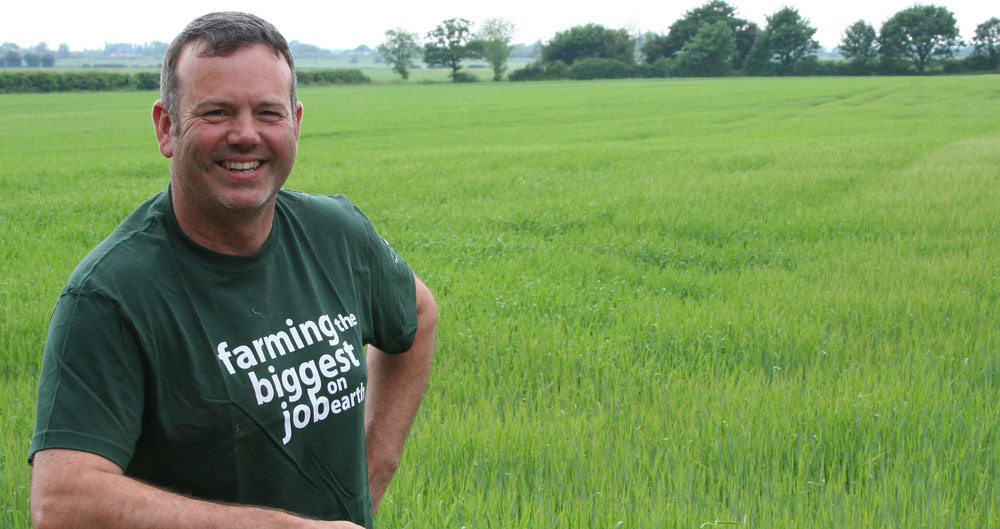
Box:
[365,275,438,514]
[31,449,362,529]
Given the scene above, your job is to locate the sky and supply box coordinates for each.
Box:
[3,0,993,52]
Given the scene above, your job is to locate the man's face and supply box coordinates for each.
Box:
[154,42,302,217]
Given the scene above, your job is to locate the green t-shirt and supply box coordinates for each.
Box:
[30,189,418,528]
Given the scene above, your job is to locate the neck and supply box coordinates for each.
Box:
[170,187,276,256]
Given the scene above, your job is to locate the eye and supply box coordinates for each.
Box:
[259,110,284,121]
[199,109,227,120]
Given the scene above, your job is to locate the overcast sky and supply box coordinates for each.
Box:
[3,0,993,52]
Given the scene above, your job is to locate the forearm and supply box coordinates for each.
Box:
[365,276,437,512]
[31,449,356,529]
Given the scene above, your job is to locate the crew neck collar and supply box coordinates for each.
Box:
[157,188,280,272]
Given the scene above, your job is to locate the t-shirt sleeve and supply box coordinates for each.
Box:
[29,289,146,469]
[351,205,418,355]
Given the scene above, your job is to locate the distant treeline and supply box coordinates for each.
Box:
[3,1,997,89]
[508,53,996,81]
[0,69,369,94]
[503,3,999,81]
[0,41,166,69]
[375,2,999,82]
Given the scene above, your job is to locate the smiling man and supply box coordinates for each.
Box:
[155,37,302,253]
[28,12,436,529]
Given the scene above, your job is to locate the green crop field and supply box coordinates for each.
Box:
[1,76,998,528]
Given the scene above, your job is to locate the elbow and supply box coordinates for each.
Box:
[375,451,401,477]
[420,293,439,332]
[31,493,68,529]
[414,277,439,333]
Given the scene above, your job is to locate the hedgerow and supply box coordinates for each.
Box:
[0,69,369,94]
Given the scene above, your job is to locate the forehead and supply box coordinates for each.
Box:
[174,42,293,105]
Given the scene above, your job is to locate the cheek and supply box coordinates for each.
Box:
[179,128,226,159]
[265,128,300,157]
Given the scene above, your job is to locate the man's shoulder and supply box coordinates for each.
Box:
[276,189,374,233]
[65,192,173,295]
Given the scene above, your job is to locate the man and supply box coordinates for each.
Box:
[29,12,436,529]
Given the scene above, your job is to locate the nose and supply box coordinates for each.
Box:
[227,112,261,147]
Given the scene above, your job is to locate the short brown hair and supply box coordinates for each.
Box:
[160,12,297,121]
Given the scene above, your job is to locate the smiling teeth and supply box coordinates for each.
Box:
[223,161,261,171]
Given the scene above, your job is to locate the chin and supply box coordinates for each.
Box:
[217,188,279,212]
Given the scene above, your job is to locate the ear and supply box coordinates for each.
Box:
[294,101,304,140]
[152,100,174,158]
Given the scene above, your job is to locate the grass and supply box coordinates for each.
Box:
[1,76,998,527]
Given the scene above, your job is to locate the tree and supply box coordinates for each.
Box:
[603,28,636,64]
[542,23,635,65]
[377,28,420,80]
[4,50,22,68]
[735,24,760,70]
[643,1,758,69]
[424,18,478,80]
[745,7,819,74]
[879,5,960,73]
[641,34,671,64]
[475,18,517,81]
[840,20,878,61]
[972,17,1000,69]
[25,52,41,67]
[677,21,737,76]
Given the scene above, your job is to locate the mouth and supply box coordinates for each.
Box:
[219,160,262,173]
